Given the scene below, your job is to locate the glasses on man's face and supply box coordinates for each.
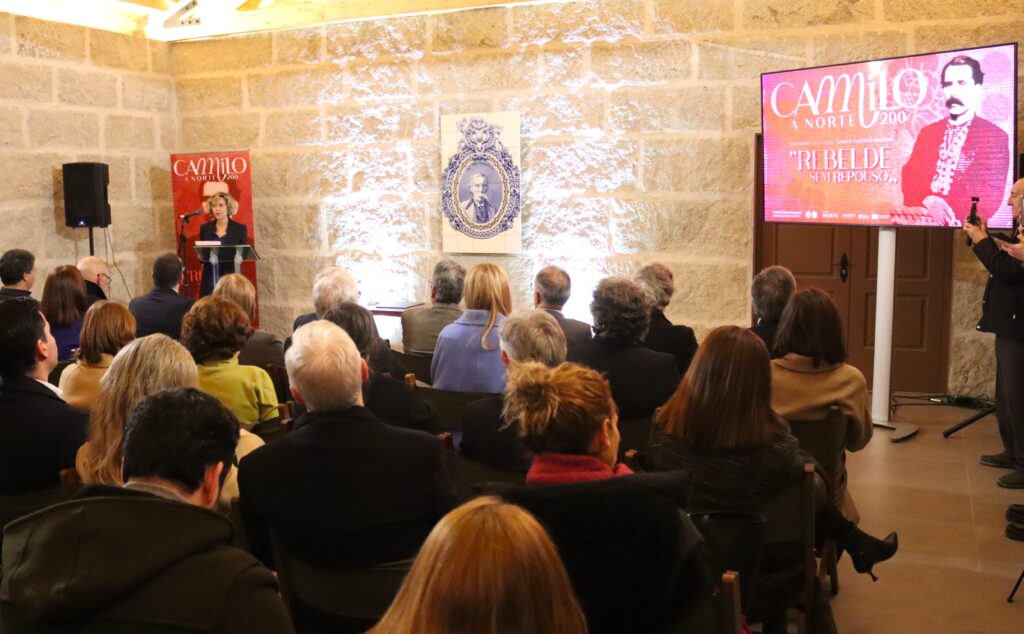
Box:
[99,273,112,283]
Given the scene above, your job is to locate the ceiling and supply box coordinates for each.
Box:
[1,0,572,41]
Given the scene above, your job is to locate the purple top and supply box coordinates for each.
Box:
[430,309,506,393]
[51,315,84,361]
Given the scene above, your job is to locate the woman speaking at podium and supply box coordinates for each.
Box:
[198,191,248,297]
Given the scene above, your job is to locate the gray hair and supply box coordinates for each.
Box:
[499,310,567,367]
[312,266,359,317]
[633,263,675,310]
[286,320,363,412]
[432,259,465,305]
[590,277,652,344]
[751,265,796,322]
[533,266,571,308]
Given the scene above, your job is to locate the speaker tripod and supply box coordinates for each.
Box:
[942,406,997,438]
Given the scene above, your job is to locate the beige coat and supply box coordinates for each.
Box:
[771,353,873,523]
[58,354,114,412]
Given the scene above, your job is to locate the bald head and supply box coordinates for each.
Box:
[77,256,110,295]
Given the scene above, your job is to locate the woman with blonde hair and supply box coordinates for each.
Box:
[371,496,586,634]
[212,273,284,368]
[431,263,512,393]
[198,190,248,297]
[58,301,135,411]
[75,334,199,485]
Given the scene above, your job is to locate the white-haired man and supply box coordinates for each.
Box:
[76,256,110,307]
[238,321,457,627]
[291,266,360,332]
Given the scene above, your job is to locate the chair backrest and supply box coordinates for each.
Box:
[439,441,524,501]
[759,463,816,628]
[720,571,743,634]
[786,405,846,490]
[270,528,412,623]
[392,350,432,385]
[47,359,74,386]
[415,386,496,433]
[617,415,653,459]
[264,362,291,404]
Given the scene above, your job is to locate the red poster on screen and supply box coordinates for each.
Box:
[169,151,259,321]
[762,44,1017,228]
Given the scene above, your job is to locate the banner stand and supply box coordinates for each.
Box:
[870,227,920,442]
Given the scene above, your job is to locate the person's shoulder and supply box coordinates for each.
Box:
[835,362,867,385]
[973,116,1009,136]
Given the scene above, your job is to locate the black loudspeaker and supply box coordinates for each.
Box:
[62,162,111,228]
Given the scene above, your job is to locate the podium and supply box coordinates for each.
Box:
[194,242,260,293]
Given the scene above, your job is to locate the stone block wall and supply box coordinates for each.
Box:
[0,14,176,303]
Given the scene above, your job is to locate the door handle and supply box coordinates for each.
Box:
[836,252,849,283]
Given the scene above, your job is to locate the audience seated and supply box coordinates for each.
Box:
[292,265,359,331]
[0,387,294,634]
[0,298,87,495]
[181,296,279,429]
[238,320,457,574]
[568,277,680,419]
[370,496,586,634]
[770,288,873,523]
[647,326,895,632]
[431,263,511,393]
[129,253,194,339]
[460,310,567,472]
[401,259,465,355]
[40,265,87,360]
[750,265,796,351]
[321,302,437,431]
[58,301,135,412]
[0,249,35,301]
[212,273,284,368]
[634,263,698,373]
[76,255,111,308]
[532,265,592,348]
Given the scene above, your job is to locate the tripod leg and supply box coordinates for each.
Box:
[1008,568,1024,603]
[943,407,997,439]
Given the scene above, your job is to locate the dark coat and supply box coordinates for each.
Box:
[498,472,711,634]
[974,237,1024,339]
[460,395,533,473]
[0,485,293,634]
[129,286,194,340]
[199,219,248,297]
[83,280,106,308]
[0,288,31,301]
[751,319,779,353]
[542,308,592,349]
[568,339,681,419]
[238,406,458,570]
[0,376,87,495]
[642,309,698,374]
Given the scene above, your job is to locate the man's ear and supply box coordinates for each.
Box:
[500,349,511,368]
[199,462,225,509]
[430,285,437,301]
[360,358,369,382]
[533,291,541,307]
[290,386,305,404]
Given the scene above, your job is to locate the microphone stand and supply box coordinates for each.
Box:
[178,215,192,297]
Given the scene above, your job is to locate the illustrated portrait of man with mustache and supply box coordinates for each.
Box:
[901,55,1010,225]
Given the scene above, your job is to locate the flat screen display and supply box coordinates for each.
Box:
[762,43,1017,227]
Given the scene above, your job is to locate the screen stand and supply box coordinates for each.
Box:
[870,227,919,442]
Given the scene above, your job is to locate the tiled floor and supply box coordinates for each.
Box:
[829,399,1024,633]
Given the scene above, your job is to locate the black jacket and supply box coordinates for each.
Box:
[0,288,31,301]
[542,309,592,349]
[568,339,682,419]
[238,406,458,570]
[974,237,1024,339]
[129,286,195,340]
[460,395,533,473]
[0,376,87,495]
[0,485,293,634]
[642,309,699,374]
[83,280,106,308]
[751,319,779,353]
[199,219,248,297]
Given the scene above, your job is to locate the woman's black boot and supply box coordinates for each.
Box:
[845,529,898,581]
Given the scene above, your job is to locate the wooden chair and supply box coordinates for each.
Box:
[414,385,495,433]
[264,362,291,404]
[758,463,817,634]
[720,571,743,634]
[270,529,411,628]
[438,436,525,501]
[391,350,432,385]
[787,405,846,595]
[618,415,653,460]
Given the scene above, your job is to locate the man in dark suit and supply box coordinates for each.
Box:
[634,263,698,374]
[239,320,457,574]
[0,249,36,301]
[0,297,87,495]
[750,265,796,353]
[460,310,567,472]
[568,277,681,420]
[533,266,591,348]
[129,254,194,340]
[76,256,110,308]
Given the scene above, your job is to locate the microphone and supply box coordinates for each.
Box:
[178,209,204,220]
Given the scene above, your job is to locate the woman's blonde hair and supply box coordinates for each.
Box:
[503,361,616,455]
[204,191,238,217]
[463,263,512,350]
[212,273,256,321]
[75,335,199,485]
[371,497,587,634]
[75,301,135,365]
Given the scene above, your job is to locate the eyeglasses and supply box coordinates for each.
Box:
[99,273,112,283]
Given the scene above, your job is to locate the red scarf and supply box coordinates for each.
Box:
[526,453,634,486]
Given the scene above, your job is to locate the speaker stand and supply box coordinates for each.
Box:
[88,227,95,256]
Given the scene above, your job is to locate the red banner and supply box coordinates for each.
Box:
[169,150,259,323]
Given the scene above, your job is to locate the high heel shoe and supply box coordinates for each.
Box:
[845,529,898,582]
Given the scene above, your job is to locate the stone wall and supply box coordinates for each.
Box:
[0,14,176,302]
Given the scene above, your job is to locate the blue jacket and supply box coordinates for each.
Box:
[430,309,506,393]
